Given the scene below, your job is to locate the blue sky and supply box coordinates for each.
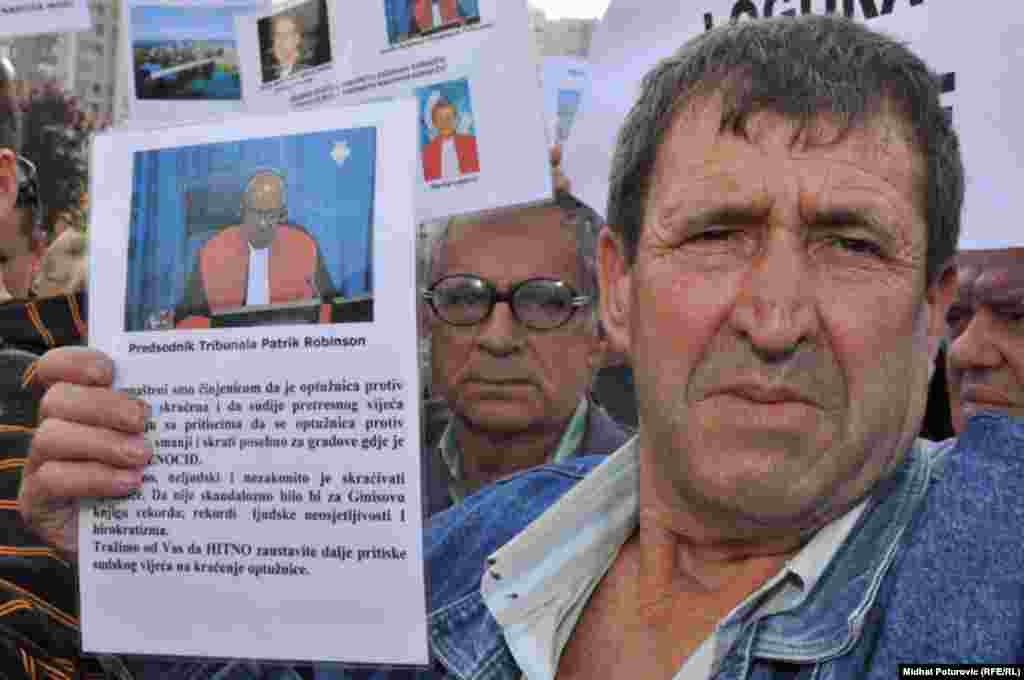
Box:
[132,4,262,43]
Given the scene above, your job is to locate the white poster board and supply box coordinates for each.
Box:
[542,56,590,145]
[81,99,429,666]
[238,0,551,222]
[564,0,1024,249]
[0,0,90,39]
[123,0,270,127]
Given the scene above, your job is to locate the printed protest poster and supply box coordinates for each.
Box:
[564,1,1024,250]
[123,0,269,127]
[542,56,590,145]
[81,99,429,665]
[235,0,341,113]
[0,0,90,39]
[240,0,550,221]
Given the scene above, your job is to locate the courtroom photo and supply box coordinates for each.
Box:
[257,0,333,85]
[415,78,480,183]
[383,0,481,47]
[130,3,252,101]
[123,127,376,331]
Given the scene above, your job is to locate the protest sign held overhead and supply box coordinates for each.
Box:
[564,0,1024,249]
[0,0,91,39]
[542,56,590,145]
[238,0,551,221]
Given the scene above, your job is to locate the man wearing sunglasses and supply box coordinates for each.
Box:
[420,192,630,514]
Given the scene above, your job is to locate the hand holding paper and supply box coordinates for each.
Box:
[19,347,150,558]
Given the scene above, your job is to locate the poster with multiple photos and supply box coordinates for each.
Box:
[235,0,551,221]
[0,0,91,39]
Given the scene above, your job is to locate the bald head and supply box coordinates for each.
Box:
[242,172,286,249]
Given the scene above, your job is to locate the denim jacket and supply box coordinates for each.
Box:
[341,411,1024,680]
[138,413,1024,679]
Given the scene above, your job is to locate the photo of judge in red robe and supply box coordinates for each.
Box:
[412,0,464,34]
[419,85,480,183]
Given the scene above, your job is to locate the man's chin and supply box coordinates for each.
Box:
[460,405,538,435]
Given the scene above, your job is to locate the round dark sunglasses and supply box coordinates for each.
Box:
[423,274,590,331]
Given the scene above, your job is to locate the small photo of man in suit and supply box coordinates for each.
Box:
[259,0,332,84]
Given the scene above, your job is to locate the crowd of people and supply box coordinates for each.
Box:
[1,12,1023,680]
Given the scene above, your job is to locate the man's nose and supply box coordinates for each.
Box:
[728,229,819,361]
[948,308,1003,372]
[475,300,524,356]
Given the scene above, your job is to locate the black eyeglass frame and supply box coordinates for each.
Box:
[422,274,591,331]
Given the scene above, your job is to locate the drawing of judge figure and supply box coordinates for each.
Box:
[175,170,336,328]
[421,91,480,182]
[411,0,465,34]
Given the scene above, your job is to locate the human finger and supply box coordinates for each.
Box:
[28,346,114,390]
[39,382,150,435]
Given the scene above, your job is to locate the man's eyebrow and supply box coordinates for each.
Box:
[671,203,770,230]
[806,207,884,231]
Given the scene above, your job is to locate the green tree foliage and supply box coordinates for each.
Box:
[17,81,92,220]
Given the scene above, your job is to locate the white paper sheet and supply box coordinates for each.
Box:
[123,0,270,127]
[240,0,551,222]
[80,98,429,666]
[563,0,1024,249]
[542,56,589,145]
[0,0,91,39]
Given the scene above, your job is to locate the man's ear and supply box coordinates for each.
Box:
[925,259,958,361]
[0,149,16,219]
[597,226,632,359]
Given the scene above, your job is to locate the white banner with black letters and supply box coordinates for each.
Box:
[564,0,1023,249]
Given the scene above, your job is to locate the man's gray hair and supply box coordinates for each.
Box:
[607,14,962,285]
[423,190,602,312]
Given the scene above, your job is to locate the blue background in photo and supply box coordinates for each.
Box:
[124,127,376,332]
[131,4,254,43]
[383,0,480,45]
[415,78,475,148]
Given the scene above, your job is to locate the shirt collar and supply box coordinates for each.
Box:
[481,436,868,679]
[440,398,590,504]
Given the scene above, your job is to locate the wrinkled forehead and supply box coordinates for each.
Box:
[954,248,1024,305]
[245,174,284,211]
[653,91,926,189]
[437,205,580,284]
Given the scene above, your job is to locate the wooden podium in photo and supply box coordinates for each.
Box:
[210,294,373,328]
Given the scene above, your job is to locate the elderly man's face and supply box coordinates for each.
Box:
[242,174,285,249]
[0,208,37,303]
[601,97,952,534]
[429,206,601,436]
[946,249,1024,432]
[272,16,302,69]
